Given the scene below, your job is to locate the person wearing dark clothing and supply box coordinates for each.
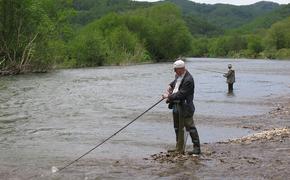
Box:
[162,59,201,155]
[223,64,235,92]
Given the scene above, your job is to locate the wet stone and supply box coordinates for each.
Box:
[147,151,200,163]
[221,127,290,144]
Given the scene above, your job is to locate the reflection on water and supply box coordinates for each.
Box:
[1,58,290,179]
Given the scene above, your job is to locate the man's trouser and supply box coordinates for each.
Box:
[173,104,200,153]
[228,83,234,92]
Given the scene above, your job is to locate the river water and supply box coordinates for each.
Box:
[0,58,290,179]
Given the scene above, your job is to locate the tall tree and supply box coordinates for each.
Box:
[0,0,41,73]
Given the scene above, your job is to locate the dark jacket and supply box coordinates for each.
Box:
[224,69,235,84]
[168,71,195,118]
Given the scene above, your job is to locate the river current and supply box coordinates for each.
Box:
[1,58,290,179]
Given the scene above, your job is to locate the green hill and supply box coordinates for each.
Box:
[234,4,290,33]
[71,0,152,25]
[163,0,281,29]
[70,0,285,36]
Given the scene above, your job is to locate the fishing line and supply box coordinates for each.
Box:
[52,98,164,173]
[194,68,224,74]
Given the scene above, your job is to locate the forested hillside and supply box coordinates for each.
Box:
[190,2,290,59]
[71,0,151,26]
[1,0,290,75]
[163,0,280,29]
[234,4,290,33]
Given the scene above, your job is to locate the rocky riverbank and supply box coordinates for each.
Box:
[148,97,290,179]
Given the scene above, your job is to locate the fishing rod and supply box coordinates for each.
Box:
[194,68,224,74]
[52,98,165,173]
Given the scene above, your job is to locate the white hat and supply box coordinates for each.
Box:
[173,59,185,69]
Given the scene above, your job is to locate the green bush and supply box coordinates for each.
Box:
[68,3,193,67]
[275,48,290,59]
[191,38,209,57]
[71,31,107,67]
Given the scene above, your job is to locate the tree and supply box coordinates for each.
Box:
[0,0,75,74]
[191,38,209,57]
[264,17,290,50]
[0,0,42,73]
[247,35,263,54]
[128,3,193,60]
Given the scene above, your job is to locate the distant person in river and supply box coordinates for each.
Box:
[162,59,201,155]
[223,64,235,93]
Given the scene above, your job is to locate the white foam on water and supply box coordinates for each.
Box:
[51,166,59,173]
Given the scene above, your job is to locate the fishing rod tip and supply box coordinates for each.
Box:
[51,166,59,173]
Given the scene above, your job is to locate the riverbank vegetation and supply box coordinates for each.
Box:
[1,0,290,75]
[191,16,290,59]
[0,0,75,75]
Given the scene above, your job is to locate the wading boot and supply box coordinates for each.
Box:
[188,127,201,155]
[188,145,201,155]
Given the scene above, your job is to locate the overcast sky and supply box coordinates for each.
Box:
[134,0,290,5]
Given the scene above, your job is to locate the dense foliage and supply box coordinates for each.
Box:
[190,13,290,59]
[0,0,74,74]
[66,3,193,67]
[0,0,289,75]
[165,0,290,59]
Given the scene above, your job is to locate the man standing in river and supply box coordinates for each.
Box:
[162,59,201,155]
[223,64,235,93]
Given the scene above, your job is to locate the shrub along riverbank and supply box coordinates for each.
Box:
[1,0,290,76]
